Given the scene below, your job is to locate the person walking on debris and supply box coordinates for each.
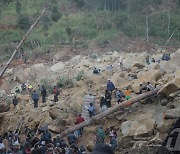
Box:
[76,114,85,136]
[12,96,18,107]
[125,87,131,100]
[41,85,47,103]
[151,58,156,63]
[88,103,95,118]
[67,133,78,145]
[105,89,112,108]
[146,82,155,91]
[32,90,39,108]
[162,53,171,61]
[139,83,147,94]
[39,141,48,154]
[96,126,106,144]
[100,95,107,111]
[109,134,117,151]
[21,83,26,92]
[15,87,20,94]
[107,79,115,94]
[27,84,33,93]
[41,130,52,144]
[109,126,117,138]
[93,67,100,74]
[146,55,150,65]
[53,86,60,102]
[115,88,125,104]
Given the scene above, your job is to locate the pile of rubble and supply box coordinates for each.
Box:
[0,48,179,152]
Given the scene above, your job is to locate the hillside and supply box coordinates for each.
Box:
[0,48,180,153]
[0,0,180,62]
[0,0,180,153]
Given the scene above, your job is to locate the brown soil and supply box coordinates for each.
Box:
[0,24,16,30]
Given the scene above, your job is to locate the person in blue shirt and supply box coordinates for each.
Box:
[88,103,95,118]
[107,80,115,94]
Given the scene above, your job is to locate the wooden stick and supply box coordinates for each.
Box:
[0,8,47,78]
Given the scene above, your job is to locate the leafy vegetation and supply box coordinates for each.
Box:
[57,76,74,88]
[76,70,85,81]
[0,0,179,61]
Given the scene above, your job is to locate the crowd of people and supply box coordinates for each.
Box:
[145,53,171,65]
[12,84,61,108]
[0,116,118,154]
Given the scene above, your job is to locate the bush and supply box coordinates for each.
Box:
[17,14,30,30]
[76,70,85,81]
[57,76,74,88]
[95,30,118,47]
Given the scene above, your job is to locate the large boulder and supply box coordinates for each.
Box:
[123,52,147,69]
[120,114,155,148]
[132,63,145,69]
[156,109,180,133]
[15,68,31,82]
[49,107,69,120]
[0,103,10,113]
[51,62,65,72]
[121,117,155,137]
[110,73,130,88]
[158,75,180,97]
[159,49,180,73]
[69,55,82,66]
[48,119,67,133]
[53,53,64,62]
[137,69,165,82]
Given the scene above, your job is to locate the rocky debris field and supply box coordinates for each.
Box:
[0,48,180,153]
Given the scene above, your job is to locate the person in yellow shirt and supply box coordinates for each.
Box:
[125,88,131,100]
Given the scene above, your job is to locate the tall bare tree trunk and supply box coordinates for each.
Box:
[146,14,149,43]
[104,0,107,10]
[0,9,46,78]
[168,9,171,36]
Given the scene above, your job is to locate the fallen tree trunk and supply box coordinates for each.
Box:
[164,113,179,119]
[0,9,47,78]
[60,87,161,137]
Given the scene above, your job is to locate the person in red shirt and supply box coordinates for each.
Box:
[53,86,60,102]
[76,114,85,136]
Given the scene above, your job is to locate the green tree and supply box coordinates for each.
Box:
[17,14,30,30]
[15,0,21,14]
[50,0,62,22]
[73,0,85,8]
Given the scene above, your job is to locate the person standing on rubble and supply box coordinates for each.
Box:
[12,96,18,107]
[96,126,106,144]
[105,90,112,108]
[41,85,47,103]
[76,114,85,136]
[107,80,115,94]
[32,90,39,108]
[53,86,60,102]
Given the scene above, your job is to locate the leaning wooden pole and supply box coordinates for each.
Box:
[0,8,47,78]
[60,87,161,137]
